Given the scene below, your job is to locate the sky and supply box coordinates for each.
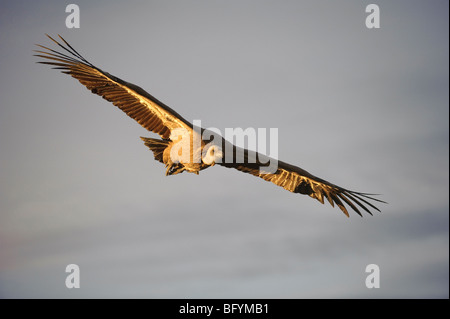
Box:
[0,0,448,298]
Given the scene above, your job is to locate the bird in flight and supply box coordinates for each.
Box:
[34,34,385,217]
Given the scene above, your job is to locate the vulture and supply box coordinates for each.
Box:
[34,34,385,217]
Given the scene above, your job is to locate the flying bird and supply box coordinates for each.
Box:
[34,34,385,217]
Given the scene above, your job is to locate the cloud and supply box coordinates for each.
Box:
[0,0,448,298]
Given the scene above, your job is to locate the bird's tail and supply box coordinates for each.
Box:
[140,137,170,163]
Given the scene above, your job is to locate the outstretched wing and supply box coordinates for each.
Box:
[219,144,385,217]
[34,34,192,139]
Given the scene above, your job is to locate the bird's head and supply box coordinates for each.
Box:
[202,144,223,166]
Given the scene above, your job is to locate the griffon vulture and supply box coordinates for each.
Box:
[34,34,385,217]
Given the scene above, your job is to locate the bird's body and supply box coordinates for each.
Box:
[35,34,385,217]
[141,132,211,176]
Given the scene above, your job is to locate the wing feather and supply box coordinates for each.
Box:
[35,34,192,139]
[219,143,385,217]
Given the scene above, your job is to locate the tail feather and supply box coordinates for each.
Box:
[140,137,170,163]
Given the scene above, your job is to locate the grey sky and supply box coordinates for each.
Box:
[0,0,448,298]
